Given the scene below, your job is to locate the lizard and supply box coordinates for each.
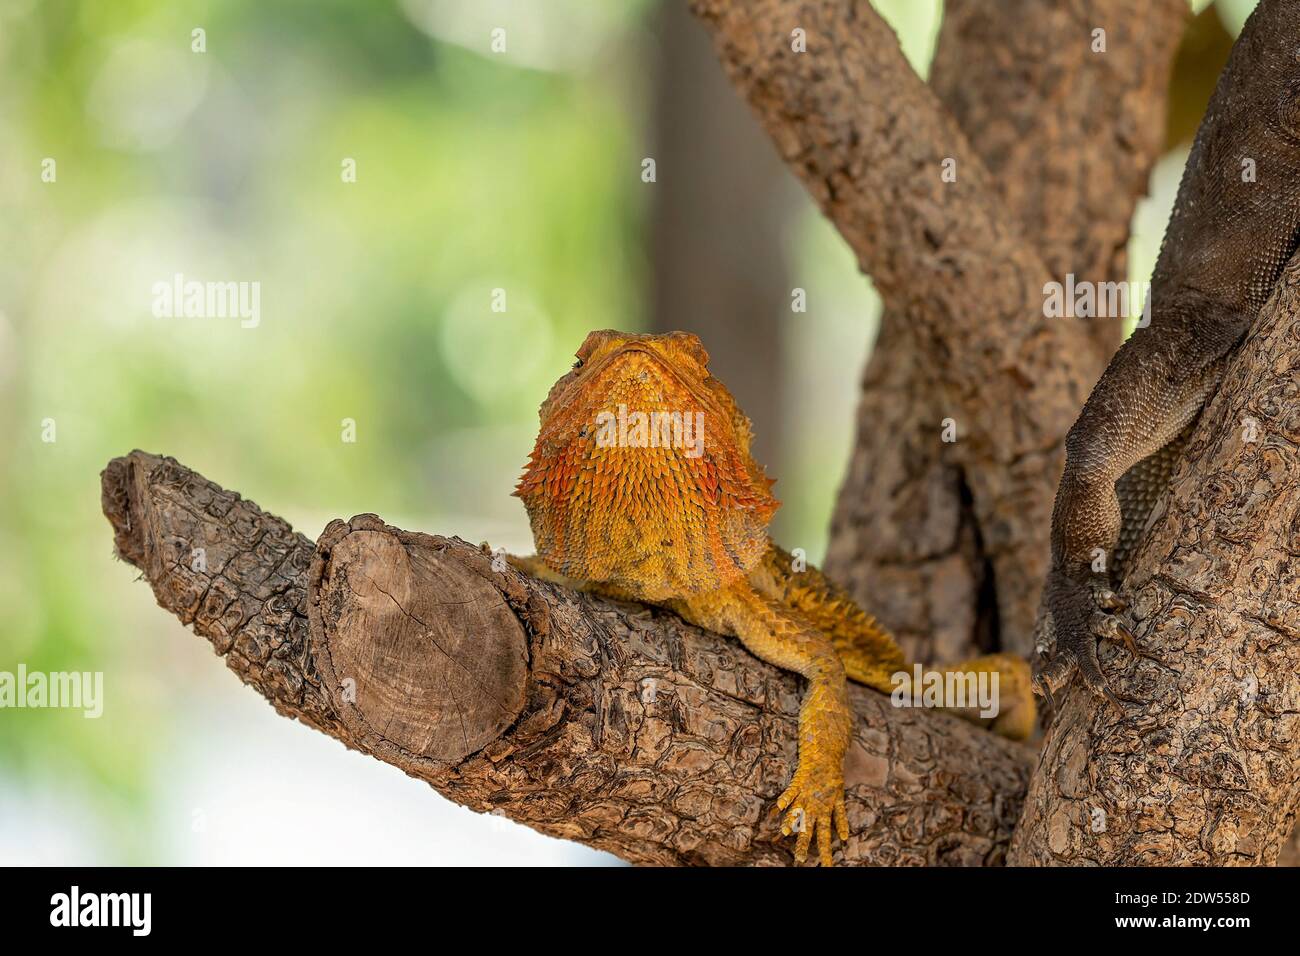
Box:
[512,329,1036,865]
[1035,0,1300,705]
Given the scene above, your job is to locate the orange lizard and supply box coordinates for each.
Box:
[513,330,1034,865]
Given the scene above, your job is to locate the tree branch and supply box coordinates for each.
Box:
[101,451,1032,866]
[1010,253,1300,865]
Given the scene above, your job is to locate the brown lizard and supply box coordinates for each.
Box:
[1036,0,1300,703]
[513,329,1035,865]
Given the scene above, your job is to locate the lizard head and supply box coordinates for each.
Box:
[515,329,778,600]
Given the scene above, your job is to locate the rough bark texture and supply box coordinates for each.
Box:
[102,450,1032,866]
[822,0,1187,662]
[101,453,340,737]
[1010,255,1300,866]
[932,0,1186,287]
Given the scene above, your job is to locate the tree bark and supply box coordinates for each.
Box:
[101,450,1032,866]
[830,0,1186,662]
[1008,253,1300,866]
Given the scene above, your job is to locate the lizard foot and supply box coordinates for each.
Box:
[776,755,848,866]
[1034,574,1147,711]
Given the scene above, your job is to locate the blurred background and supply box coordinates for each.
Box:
[0,0,1257,864]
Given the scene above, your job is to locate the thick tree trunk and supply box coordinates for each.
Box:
[102,451,1031,866]
[1009,254,1300,866]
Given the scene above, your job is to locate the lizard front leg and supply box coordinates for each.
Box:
[505,552,574,586]
[671,584,851,866]
[1039,0,1300,705]
[1039,319,1238,704]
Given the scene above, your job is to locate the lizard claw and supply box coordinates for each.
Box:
[777,759,847,866]
[1034,569,1147,711]
[1032,658,1070,702]
[1071,641,1130,712]
[1095,613,1161,666]
[1093,587,1127,611]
